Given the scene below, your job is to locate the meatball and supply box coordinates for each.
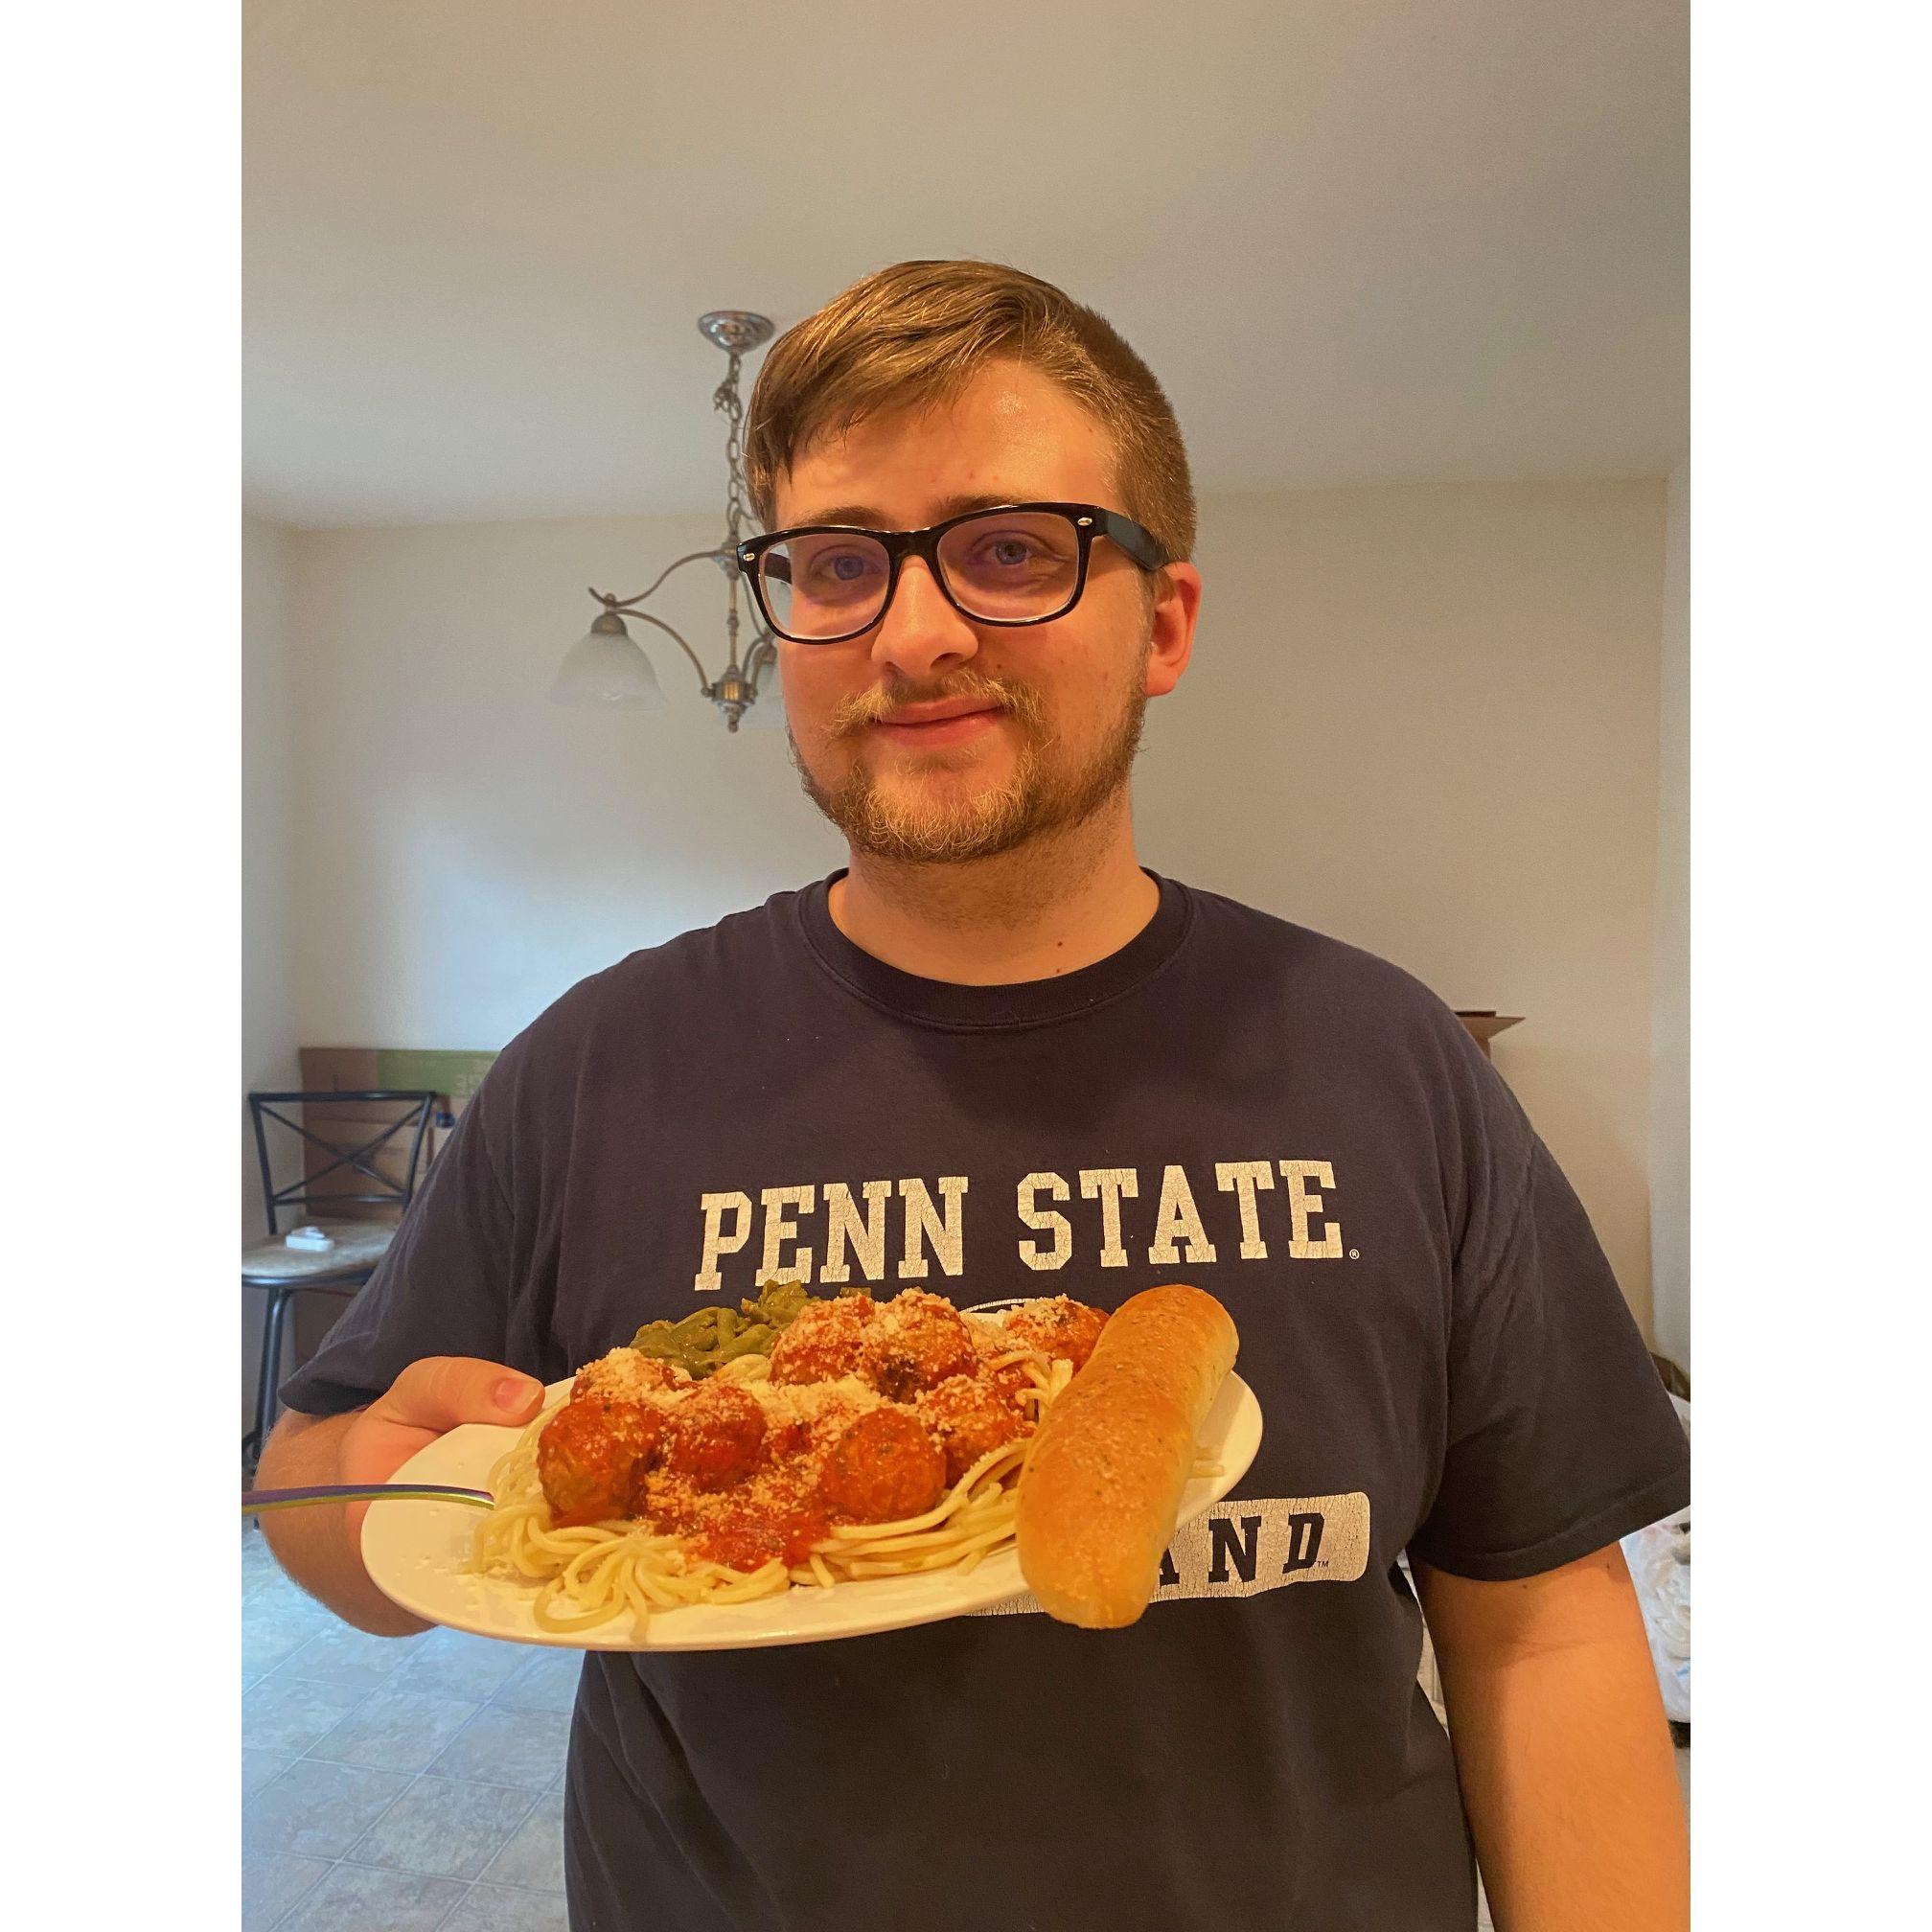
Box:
[818,1409,948,1524]
[1005,1297,1109,1373]
[769,1295,876,1386]
[862,1291,978,1400]
[537,1397,666,1528]
[916,1373,1027,1485]
[663,1382,767,1491]
[572,1349,688,1403]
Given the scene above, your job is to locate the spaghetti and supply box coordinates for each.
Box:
[470,1296,1083,1636]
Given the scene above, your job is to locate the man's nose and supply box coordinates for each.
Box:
[867,558,979,682]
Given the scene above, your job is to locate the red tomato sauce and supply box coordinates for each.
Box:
[695,1496,835,1574]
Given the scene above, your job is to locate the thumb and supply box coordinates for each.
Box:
[368,1356,547,1434]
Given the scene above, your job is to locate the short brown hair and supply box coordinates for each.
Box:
[745,260,1195,563]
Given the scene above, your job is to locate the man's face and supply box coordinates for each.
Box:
[770,359,1198,865]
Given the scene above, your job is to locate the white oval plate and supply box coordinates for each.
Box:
[363,1371,1263,1651]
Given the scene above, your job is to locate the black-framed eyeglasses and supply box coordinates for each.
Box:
[733,501,1169,645]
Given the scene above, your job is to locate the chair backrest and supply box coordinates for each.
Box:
[248,1090,440,1237]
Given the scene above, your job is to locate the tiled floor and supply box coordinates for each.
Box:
[244,1523,1688,1931]
[242,1522,574,1932]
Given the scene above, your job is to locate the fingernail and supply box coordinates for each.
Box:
[494,1376,538,1411]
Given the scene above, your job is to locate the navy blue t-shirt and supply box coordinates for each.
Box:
[283,872,1689,1932]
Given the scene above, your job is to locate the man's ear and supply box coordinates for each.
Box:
[1144,563,1202,699]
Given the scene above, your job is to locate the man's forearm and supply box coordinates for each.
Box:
[255,1409,430,1637]
[1419,1549,1689,1930]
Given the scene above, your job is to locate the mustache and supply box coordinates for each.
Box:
[830,673,1046,738]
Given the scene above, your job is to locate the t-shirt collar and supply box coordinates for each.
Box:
[795,868,1192,1032]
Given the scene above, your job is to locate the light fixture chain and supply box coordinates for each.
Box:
[714,349,752,549]
[565,310,772,729]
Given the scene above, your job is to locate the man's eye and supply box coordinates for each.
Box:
[973,537,1043,569]
[807,551,880,585]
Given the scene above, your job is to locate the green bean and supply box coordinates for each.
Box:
[628,1277,816,1377]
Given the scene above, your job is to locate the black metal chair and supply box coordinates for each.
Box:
[242,1090,439,1468]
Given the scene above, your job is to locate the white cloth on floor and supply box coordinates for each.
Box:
[1622,1392,1690,1722]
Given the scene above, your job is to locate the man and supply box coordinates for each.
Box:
[260,260,1690,1930]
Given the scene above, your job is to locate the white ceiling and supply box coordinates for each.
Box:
[243,0,1687,530]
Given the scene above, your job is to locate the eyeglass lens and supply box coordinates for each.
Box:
[759,509,1083,639]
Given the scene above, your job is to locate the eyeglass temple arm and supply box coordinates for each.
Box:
[1095,511,1168,571]
[746,633,779,691]
[736,549,788,679]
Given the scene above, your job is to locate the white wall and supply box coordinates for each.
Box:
[242,513,303,1429]
[1648,464,1690,1370]
[288,513,848,1048]
[1140,480,1667,1336]
[286,479,1671,1336]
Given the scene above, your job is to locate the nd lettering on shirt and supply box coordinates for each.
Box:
[691,1159,1348,1295]
[282,873,1689,1932]
[978,1491,1375,1620]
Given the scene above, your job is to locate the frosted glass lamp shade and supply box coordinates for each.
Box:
[550,616,666,709]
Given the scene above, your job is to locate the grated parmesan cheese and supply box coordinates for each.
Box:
[746,1373,885,1427]
[868,1287,958,1339]
[572,1349,693,1403]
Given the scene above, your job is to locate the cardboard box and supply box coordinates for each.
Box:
[296,1046,497,1116]
[1454,1013,1524,1060]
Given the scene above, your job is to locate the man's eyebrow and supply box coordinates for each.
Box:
[783,493,1030,530]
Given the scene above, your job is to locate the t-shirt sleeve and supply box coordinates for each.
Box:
[276,1087,520,1419]
[1408,1060,1690,1582]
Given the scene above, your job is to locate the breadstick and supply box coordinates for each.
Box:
[1017,1284,1238,1627]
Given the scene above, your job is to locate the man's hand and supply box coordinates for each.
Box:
[337,1357,546,1544]
[257,1357,546,1636]
[1414,1542,1689,1931]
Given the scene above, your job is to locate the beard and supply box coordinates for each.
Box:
[792,657,1149,866]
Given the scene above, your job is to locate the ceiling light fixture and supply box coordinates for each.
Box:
[550,310,780,732]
